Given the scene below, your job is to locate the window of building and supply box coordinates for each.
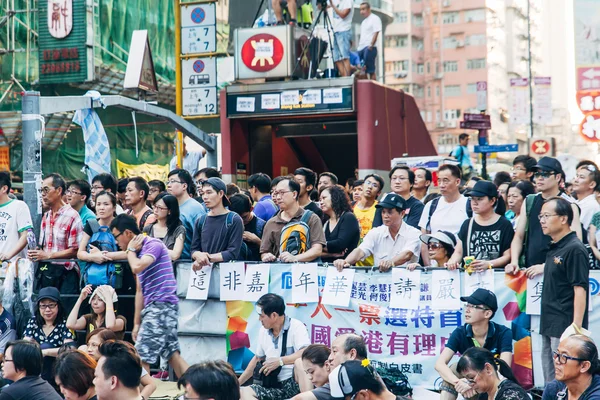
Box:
[444,109,461,120]
[435,62,440,74]
[412,37,424,50]
[414,85,424,98]
[465,9,486,22]
[465,34,486,46]
[420,111,425,120]
[466,58,486,69]
[466,83,478,94]
[435,85,440,97]
[388,60,408,72]
[427,111,432,122]
[394,12,408,23]
[426,62,430,74]
[433,14,438,24]
[436,110,440,122]
[417,63,424,74]
[434,40,439,50]
[442,11,459,24]
[442,36,457,49]
[385,35,409,48]
[427,86,431,97]
[412,13,424,26]
[444,85,461,97]
[443,61,458,72]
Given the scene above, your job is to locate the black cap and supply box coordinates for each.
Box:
[329,360,380,398]
[203,177,231,207]
[37,287,60,303]
[532,157,563,175]
[465,180,498,198]
[460,288,498,313]
[375,193,406,210]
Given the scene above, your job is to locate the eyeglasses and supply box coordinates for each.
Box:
[534,171,556,179]
[167,180,184,185]
[464,303,489,311]
[538,213,559,221]
[91,185,104,191]
[553,350,587,365]
[153,205,169,212]
[113,231,124,240]
[271,190,292,198]
[66,189,82,195]
[39,303,58,310]
[428,242,443,250]
[465,372,480,385]
[364,181,380,188]
[149,188,161,193]
[511,167,527,172]
[41,186,54,194]
[178,396,204,400]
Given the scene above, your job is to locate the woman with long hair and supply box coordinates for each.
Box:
[456,347,528,400]
[66,285,126,339]
[319,185,360,263]
[143,193,186,261]
[54,350,97,400]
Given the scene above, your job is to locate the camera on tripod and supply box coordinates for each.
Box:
[316,0,328,7]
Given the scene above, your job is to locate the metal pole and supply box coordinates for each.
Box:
[21,91,42,241]
[175,0,184,168]
[527,0,534,139]
[206,138,218,168]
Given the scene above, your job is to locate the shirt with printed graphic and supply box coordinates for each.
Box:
[0,199,33,261]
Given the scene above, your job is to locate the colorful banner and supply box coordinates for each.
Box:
[116,159,169,181]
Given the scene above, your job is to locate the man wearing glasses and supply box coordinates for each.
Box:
[434,288,512,400]
[510,155,537,182]
[506,157,582,279]
[66,180,96,226]
[572,164,600,230]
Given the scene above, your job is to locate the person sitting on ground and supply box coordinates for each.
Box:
[0,340,62,400]
[125,177,156,230]
[456,347,529,400]
[291,344,333,400]
[435,288,512,400]
[84,328,156,399]
[320,185,360,263]
[93,340,144,400]
[144,193,186,262]
[229,193,266,262]
[67,285,126,340]
[329,334,368,370]
[542,335,600,400]
[53,349,98,400]
[407,231,457,270]
[178,360,241,400]
[147,179,166,204]
[329,360,408,400]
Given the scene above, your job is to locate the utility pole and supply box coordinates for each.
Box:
[527,0,534,139]
[21,91,42,241]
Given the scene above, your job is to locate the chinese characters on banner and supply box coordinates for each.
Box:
[533,77,552,124]
[525,274,543,315]
[186,265,213,300]
[244,264,270,302]
[431,269,461,310]
[391,268,421,310]
[510,78,530,125]
[463,269,495,296]
[322,267,355,307]
[220,262,245,301]
[292,263,319,303]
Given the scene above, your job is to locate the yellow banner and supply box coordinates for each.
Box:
[116,160,169,182]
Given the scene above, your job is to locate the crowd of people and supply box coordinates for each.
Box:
[0,151,598,398]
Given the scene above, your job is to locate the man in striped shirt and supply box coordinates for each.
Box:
[110,214,189,379]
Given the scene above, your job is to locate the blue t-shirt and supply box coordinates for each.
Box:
[445,321,512,356]
[78,205,96,227]
[254,195,278,222]
[543,375,600,400]
[452,145,473,168]
[179,198,207,259]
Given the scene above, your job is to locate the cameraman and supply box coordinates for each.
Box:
[326,0,353,77]
[273,0,298,25]
[239,294,310,400]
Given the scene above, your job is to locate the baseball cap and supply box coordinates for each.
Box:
[460,288,498,313]
[420,230,457,247]
[532,157,563,175]
[465,180,498,198]
[202,177,231,207]
[375,193,406,210]
[329,360,382,398]
[37,287,61,304]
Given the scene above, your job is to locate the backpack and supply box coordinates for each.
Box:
[197,212,250,261]
[426,197,472,232]
[84,220,122,288]
[139,209,154,230]
[279,210,314,256]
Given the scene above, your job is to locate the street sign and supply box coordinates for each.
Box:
[181,26,217,54]
[181,3,216,27]
[182,57,217,88]
[460,121,491,130]
[476,81,487,111]
[463,113,490,122]
[474,144,519,153]
[182,87,218,116]
[530,139,551,156]
[577,67,600,91]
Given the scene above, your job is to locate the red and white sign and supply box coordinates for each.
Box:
[577,67,600,91]
[579,111,600,142]
[241,34,285,73]
[47,0,73,39]
[577,90,600,113]
[530,139,551,156]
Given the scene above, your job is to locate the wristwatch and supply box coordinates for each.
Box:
[279,358,284,367]
[126,247,136,253]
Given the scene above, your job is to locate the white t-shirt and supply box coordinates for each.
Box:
[254,317,310,382]
[577,194,600,230]
[358,13,382,50]
[0,199,33,260]
[418,195,469,235]
[329,0,354,33]
[358,223,421,266]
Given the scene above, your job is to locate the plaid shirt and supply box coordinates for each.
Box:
[40,204,83,270]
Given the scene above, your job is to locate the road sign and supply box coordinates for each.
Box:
[182,87,218,116]
[474,144,519,153]
[463,113,490,122]
[530,139,551,156]
[577,67,600,91]
[460,121,491,130]
[476,81,487,111]
[181,3,216,27]
[182,57,217,88]
[181,26,217,54]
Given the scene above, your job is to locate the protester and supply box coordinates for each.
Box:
[344,178,355,198]
[412,168,432,202]
[407,231,457,270]
[573,164,600,229]
[465,176,481,190]
[505,180,535,229]
[456,347,529,400]
[294,167,324,220]
[109,214,188,378]
[67,180,96,226]
[535,197,589,383]
[357,2,381,80]
[191,178,244,270]
[229,193,266,262]
[178,360,241,400]
[328,334,368,370]
[373,166,424,229]
[53,349,98,400]
[435,289,512,400]
[28,173,83,293]
[542,335,600,400]
[227,183,241,197]
[125,177,156,230]
[351,179,364,205]
[320,185,360,263]
[67,285,126,340]
[576,159,599,171]
[493,172,511,206]
[318,172,338,192]
[511,155,537,182]
[329,360,406,400]
[0,340,62,399]
[248,173,278,222]
[291,344,333,400]
[169,137,205,176]
[147,179,166,203]
[93,341,144,400]
[446,181,514,271]
[91,173,124,214]
[451,134,473,179]
[334,193,421,272]
[0,172,33,263]
[117,178,129,210]
[167,169,206,259]
[239,294,310,400]
[353,174,384,265]
[506,157,582,279]
[144,193,186,261]
[272,0,297,25]
[260,177,326,263]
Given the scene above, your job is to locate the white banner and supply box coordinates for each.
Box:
[510,78,530,125]
[533,77,552,125]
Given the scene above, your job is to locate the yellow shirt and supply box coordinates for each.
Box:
[353,201,377,266]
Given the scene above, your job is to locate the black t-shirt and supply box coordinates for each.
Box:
[244,215,266,261]
[458,217,514,260]
[303,201,324,220]
[323,212,360,263]
[0,376,62,400]
[445,321,513,356]
[540,231,590,338]
[477,379,530,400]
[190,212,244,261]
[372,195,424,230]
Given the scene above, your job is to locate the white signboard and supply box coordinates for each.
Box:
[323,88,343,104]
[322,267,355,307]
[236,97,256,113]
[180,3,216,27]
[526,274,544,315]
[510,78,530,125]
[390,268,421,310]
[302,90,322,105]
[476,81,487,111]
[261,94,280,110]
[182,57,217,88]
[292,263,319,303]
[533,77,552,125]
[186,265,213,300]
[219,262,245,301]
[182,87,218,116]
[281,90,300,106]
[463,269,495,296]
[431,269,461,310]
[244,264,270,302]
[181,26,217,55]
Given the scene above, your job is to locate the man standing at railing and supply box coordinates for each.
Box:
[0,172,33,263]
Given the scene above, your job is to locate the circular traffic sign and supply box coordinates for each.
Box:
[531,139,550,155]
[191,7,206,24]
[193,60,205,73]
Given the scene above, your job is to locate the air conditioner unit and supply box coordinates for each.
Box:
[456,40,464,47]
[434,72,444,79]
[436,122,446,128]
[446,121,457,128]
[442,0,451,7]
